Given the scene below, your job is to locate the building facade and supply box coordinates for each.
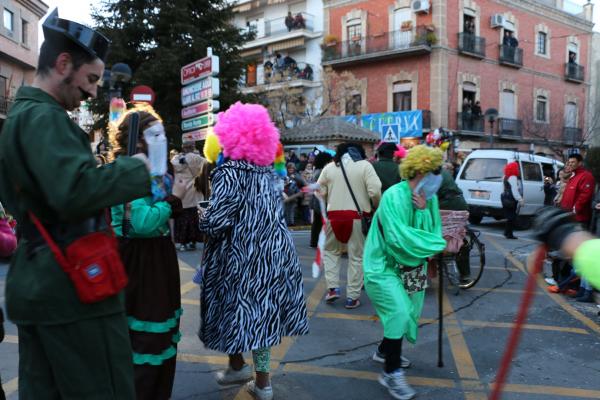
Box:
[233,0,324,128]
[322,0,594,155]
[588,31,600,147]
[0,0,48,130]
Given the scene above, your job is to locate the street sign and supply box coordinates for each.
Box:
[130,85,156,105]
[382,125,399,142]
[181,100,220,119]
[181,77,220,106]
[180,55,220,85]
[182,128,210,142]
[182,114,213,131]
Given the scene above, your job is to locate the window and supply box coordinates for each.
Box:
[21,19,28,45]
[345,94,361,115]
[500,89,516,119]
[460,158,507,181]
[564,102,577,128]
[347,23,361,42]
[537,32,547,55]
[0,76,6,98]
[3,9,13,32]
[536,96,547,122]
[392,82,411,111]
[521,162,542,181]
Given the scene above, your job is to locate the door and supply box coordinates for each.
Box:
[500,90,516,119]
[519,161,544,215]
[393,8,412,48]
[564,102,577,128]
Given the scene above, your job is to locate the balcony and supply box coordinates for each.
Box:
[239,62,319,94]
[498,45,523,68]
[322,30,431,67]
[498,118,522,138]
[457,33,486,59]
[563,127,582,143]
[457,113,485,133]
[565,62,584,83]
[242,13,319,50]
[0,96,14,117]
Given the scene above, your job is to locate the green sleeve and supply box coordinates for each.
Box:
[573,239,600,289]
[112,198,171,237]
[378,185,446,267]
[25,111,150,221]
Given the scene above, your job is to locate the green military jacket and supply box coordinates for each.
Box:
[372,158,401,193]
[0,86,151,325]
[437,170,468,211]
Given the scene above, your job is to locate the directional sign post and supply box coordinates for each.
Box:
[180,48,220,143]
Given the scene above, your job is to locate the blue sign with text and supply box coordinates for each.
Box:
[343,110,423,143]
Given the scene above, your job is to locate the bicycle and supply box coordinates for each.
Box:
[437,226,486,294]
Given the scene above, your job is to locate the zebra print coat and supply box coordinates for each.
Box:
[198,160,309,354]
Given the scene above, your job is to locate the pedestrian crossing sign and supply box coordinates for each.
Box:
[382,125,399,143]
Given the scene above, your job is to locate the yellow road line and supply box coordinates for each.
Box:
[316,312,379,321]
[461,320,589,335]
[487,236,600,336]
[501,383,600,399]
[464,392,488,400]
[180,281,197,296]
[467,287,542,295]
[2,377,18,397]
[485,266,520,272]
[177,353,229,365]
[283,363,456,388]
[4,334,17,344]
[441,289,480,381]
[181,298,200,306]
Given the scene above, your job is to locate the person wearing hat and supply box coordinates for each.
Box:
[364,145,447,400]
[0,9,151,399]
[373,142,402,193]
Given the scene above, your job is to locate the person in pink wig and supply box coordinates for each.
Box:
[197,102,309,400]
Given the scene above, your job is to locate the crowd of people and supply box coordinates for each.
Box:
[263,53,313,83]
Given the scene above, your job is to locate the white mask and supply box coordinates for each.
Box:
[143,123,167,176]
[414,172,443,200]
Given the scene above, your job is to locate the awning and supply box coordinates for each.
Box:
[240,48,262,58]
[268,37,305,53]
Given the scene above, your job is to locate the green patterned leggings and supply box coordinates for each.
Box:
[251,347,271,373]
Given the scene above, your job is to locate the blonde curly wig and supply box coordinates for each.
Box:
[108,103,163,161]
[400,145,444,180]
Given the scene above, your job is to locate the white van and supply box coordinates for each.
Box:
[455,150,563,226]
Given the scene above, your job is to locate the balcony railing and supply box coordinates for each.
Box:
[457,113,485,132]
[498,45,523,67]
[421,110,431,130]
[241,62,315,89]
[563,127,582,143]
[244,13,315,40]
[0,96,13,116]
[457,33,486,58]
[322,29,431,64]
[565,62,584,83]
[498,118,522,137]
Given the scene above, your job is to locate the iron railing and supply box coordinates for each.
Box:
[457,113,485,132]
[498,45,523,67]
[0,96,13,116]
[457,33,486,58]
[241,62,315,88]
[322,29,430,62]
[498,118,522,137]
[243,12,315,39]
[563,127,582,143]
[565,62,584,82]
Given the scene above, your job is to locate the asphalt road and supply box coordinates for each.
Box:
[2,218,600,399]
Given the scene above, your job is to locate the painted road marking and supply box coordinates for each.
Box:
[2,377,17,397]
[487,236,600,336]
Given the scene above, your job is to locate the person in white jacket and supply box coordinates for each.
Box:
[502,161,524,239]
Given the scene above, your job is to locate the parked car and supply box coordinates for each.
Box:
[456,149,563,227]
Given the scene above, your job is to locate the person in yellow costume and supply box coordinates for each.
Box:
[364,145,447,400]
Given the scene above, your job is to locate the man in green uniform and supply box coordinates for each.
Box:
[372,142,401,193]
[0,10,150,399]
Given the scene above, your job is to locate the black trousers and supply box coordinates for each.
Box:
[379,337,403,373]
[503,204,517,237]
[310,209,323,247]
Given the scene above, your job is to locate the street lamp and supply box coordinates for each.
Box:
[102,62,132,99]
[484,108,499,147]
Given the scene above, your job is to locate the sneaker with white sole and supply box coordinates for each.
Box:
[325,288,341,303]
[246,380,273,400]
[372,350,411,368]
[215,364,252,385]
[544,277,557,286]
[378,369,416,400]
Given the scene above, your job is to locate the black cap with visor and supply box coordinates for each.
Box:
[42,8,110,62]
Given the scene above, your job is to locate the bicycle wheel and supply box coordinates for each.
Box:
[457,228,485,289]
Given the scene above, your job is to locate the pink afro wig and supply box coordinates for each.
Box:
[213,102,280,166]
[504,161,520,178]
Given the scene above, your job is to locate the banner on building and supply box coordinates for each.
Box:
[343,110,423,143]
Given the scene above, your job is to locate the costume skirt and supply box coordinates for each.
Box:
[119,236,181,400]
[174,207,203,244]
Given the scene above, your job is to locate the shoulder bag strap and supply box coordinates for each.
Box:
[27,211,70,269]
[339,160,363,216]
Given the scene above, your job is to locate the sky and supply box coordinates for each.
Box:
[38,0,600,45]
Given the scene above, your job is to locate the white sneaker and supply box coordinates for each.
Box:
[544,277,557,286]
[372,350,411,368]
[215,364,252,385]
[247,380,274,400]
[378,369,416,400]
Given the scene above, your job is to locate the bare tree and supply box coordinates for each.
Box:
[319,66,363,117]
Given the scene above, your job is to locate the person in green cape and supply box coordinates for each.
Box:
[364,145,447,400]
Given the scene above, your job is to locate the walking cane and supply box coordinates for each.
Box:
[122,112,140,237]
[437,258,444,367]
[489,245,547,400]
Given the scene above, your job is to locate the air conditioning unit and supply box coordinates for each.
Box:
[490,14,505,28]
[412,0,430,14]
